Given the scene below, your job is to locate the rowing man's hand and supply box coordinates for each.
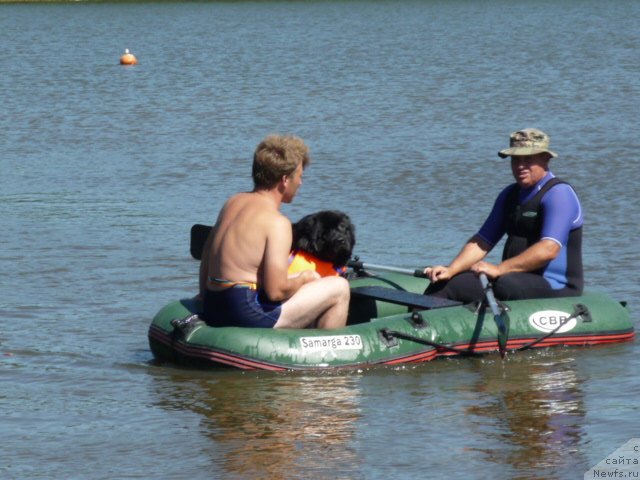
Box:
[470,261,500,280]
[424,265,452,283]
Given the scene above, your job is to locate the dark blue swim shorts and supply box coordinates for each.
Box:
[203,287,282,328]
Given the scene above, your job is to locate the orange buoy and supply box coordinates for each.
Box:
[120,48,138,65]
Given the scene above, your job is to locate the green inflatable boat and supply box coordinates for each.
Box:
[148,264,634,371]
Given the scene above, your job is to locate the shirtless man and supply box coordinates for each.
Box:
[199,134,349,329]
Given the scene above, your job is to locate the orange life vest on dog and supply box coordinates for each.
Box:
[288,251,345,277]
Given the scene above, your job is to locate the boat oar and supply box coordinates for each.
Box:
[479,273,510,358]
[347,259,428,278]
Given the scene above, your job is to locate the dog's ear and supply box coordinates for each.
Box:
[306,215,323,254]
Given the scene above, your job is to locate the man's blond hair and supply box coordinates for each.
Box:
[252,134,311,189]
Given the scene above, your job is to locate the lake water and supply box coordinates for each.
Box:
[1,1,639,478]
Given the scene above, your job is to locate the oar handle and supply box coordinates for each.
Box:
[347,260,428,278]
[479,274,501,317]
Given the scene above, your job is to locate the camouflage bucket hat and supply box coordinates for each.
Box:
[498,128,557,159]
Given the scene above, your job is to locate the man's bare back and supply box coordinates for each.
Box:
[199,134,349,329]
[207,191,283,289]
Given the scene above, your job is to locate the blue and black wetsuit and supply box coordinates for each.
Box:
[427,172,583,302]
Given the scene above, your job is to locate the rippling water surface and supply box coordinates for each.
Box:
[1,1,638,478]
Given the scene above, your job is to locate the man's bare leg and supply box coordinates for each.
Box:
[274,276,350,329]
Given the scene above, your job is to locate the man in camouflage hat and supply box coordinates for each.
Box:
[424,128,583,301]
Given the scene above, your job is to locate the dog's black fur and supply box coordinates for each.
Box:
[292,210,356,268]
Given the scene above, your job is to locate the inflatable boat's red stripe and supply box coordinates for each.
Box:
[150,325,441,369]
[149,326,287,370]
[150,325,634,370]
[383,349,439,364]
[379,331,635,363]
[173,338,441,370]
[438,330,636,356]
[175,341,288,371]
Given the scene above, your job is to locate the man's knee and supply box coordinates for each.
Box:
[325,276,350,301]
[494,274,534,300]
[430,272,483,303]
[297,276,349,306]
[493,282,514,300]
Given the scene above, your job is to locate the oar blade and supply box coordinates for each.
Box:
[479,273,511,358]
[496,311,510,358]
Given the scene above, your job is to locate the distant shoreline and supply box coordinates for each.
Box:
[0,0,246,2]
[1,0,97,2]
[0,0,162,2]
[0,0,212,3]
[0,0,172,2]
[1,0,260,3]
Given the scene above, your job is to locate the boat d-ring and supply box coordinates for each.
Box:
[378,328,399,347]
[170,314,205,340]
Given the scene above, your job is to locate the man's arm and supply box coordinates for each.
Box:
[426,235,491,282]
[261,215,317,302]
[472,238,560,278]
[427,186,512,282]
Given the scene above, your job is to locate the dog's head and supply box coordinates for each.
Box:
[292,210,356,267]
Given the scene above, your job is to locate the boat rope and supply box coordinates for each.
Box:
[379,328,482,356]
[380,303,590,357]
[510,303,589,352]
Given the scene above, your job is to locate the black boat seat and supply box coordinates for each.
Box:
[350,286,462,310]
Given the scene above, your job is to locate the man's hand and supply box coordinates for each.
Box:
[470,261,501,279]
[299,270,321,283]
[424,265,452,283]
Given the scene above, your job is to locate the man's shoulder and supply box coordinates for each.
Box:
[544,180,580,199]
[221,192,249,210]
[226,191,278,211]
[248,198,290,228]
[497,183,519,202]
[226,191,253,204]
[268,210,291,228]
[541,181,582,218]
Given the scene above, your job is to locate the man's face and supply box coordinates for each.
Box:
[510,153,550,188]
[282,162,304,203]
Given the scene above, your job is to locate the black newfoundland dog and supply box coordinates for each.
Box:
[292,210,356,269]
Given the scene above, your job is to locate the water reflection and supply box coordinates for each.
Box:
[152,370,363,479]
[466,353,588,477]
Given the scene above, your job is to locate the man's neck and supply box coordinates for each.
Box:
[253,188,282,209]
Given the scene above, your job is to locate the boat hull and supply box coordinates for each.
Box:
[148,274,634,370]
